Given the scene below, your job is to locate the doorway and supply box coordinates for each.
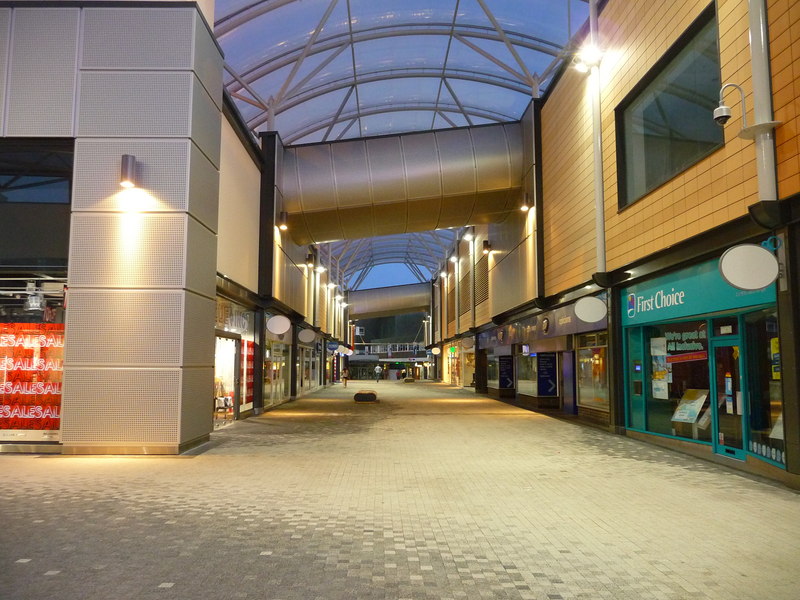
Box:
[711,341,745,459]
[214,334,241,429]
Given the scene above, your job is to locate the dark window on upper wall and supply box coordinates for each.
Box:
[616,7,722,208]
[0,139,73,204]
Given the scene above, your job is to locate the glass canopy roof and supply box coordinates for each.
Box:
[215,0,590,144]
[321,230,459,290]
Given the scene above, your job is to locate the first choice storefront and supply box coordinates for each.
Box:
[621,257,784,467]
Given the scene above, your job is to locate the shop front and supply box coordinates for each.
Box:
[621,258,784,467]
[214,297,256,429]
[479,299,608,421]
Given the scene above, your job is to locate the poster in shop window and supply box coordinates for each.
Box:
[0,323,64,441]
[650,337,669,399]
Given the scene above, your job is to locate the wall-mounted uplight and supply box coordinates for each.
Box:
[278,211,289,231]
[463,232,474,242]
[306,253,315,268]
[520,193,531,212]
[120,154,137,188]
[482,240,491,255]
[327,282,337,289]
[440,271,447,278]
[450,256,457,264]
[573,44,603,73]
[316,265,327,273]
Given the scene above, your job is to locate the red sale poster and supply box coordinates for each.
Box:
[0,323,64,442]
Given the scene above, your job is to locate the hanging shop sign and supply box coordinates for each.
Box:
[621,258,776,326]
[0,323,64,441]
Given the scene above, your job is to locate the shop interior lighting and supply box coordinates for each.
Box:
[120,154,136,188]
[482,240,491,255]
[278,211,289,231]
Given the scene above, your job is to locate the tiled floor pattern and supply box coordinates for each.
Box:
[1,381,799,600]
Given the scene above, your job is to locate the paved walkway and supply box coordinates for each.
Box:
[2,381,799,600]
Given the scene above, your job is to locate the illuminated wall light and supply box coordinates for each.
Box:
[316,265,327,273]
[306,253,315,268]
[120,154,136,188]
[520,193,531,212]
[482,240,491,255]
[463,232,474,241]
[440,271,447,278]
[573,44,603,73]
[278,211,289,231]
[450,256,457,263]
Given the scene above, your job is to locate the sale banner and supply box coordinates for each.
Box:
[0,322,64,441]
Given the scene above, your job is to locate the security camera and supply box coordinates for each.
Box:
[713,104,732,126]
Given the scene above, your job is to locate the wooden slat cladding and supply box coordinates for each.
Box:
[475,254,489,305]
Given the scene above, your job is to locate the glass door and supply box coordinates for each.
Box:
[214,335,241,429]
[711,342,745,459]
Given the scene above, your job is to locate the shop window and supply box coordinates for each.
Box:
[744,309,785,464]
[577,345,609,411]
[517,354,536,396]
[616,12,722,207]
[0,140,73,204]
[642,320,711,442]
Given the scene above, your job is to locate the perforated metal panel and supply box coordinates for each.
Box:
[82,7,193,70]
[73,139,191,212]
[180,366,213,444]
[0,9,9,133]
[193,11,223,109]
[78,71,192,137]
[188,142,220,231]
[65,289,184,366]
[182,292,215,366]
[191,76,222,168]
[69,212,187,289]
[6,8,78,136]
[185,215,217,298]
[61,368,180,444]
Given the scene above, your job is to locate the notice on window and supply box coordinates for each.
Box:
[671,389,709,423]
[0,323,64,442]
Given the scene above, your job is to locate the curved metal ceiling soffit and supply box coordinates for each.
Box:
[215,0,589,143]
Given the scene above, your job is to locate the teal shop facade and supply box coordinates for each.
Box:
[620,257,783,467]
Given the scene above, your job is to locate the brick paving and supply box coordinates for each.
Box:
[1,380,799,600]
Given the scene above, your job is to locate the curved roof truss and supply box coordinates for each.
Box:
[323,231,459,290]
[216,0,590,142]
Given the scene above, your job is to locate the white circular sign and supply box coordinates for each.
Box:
[266,315,291,335]
[719,244,779,290]
[574,296,607,323]
[298,329,316,343]
[461,337,475,349]
[431,347,441,355]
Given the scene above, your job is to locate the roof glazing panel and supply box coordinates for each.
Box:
[216,0,590,143]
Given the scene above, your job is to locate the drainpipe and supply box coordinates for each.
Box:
[589,0,607,279]
[746,0,783,228]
